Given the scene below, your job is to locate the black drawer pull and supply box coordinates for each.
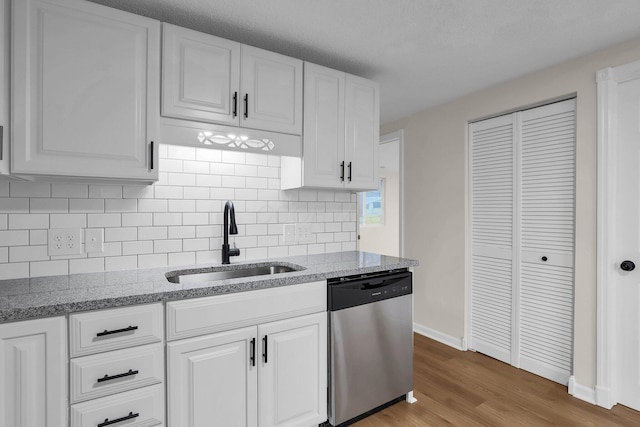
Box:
[250,337,256,367]
[262,335,268,364]
[97,369,139,383]
[97,412,139,427]
[96,326,138,337]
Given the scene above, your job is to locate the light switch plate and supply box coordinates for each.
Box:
[283,224,296,243]
[48,228,83,256]
[85,229,104,253]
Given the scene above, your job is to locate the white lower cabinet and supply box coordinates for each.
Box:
[168,312,327,427]
[0,317,67,427]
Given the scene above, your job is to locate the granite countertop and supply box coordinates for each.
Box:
[0,251,418,322]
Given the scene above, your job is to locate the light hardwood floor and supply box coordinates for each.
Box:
[353,333,640,426]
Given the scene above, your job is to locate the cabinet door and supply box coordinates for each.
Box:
[344,74,380,190]
[167,327,258,427]
[0,317,67,427]
[162,23,240,126]
[301,63,345,189]
[0,0,8,176]
[240,45,302,135]
[12,0,160,181]
[259,312,327,427]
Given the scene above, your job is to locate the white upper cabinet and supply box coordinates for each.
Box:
[162,24,302,136]
[11,0,160,181]
[0,0,9,176]
[162,23,240,126]
[281,62,379,191]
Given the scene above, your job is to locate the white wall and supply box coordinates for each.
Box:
[382,36,640,389]
[0,144,357,280]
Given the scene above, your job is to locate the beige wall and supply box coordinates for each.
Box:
[382,36,640,389]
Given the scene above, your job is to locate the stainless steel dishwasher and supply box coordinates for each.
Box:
[327,269,413,426]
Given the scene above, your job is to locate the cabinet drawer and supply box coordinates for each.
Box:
[166,280,326,341]
[70,303,163,357]
[70,343,164,404]
[70,384,164,427]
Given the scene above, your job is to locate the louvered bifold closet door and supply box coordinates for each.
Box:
[469,114,515,364]
[517,99,575,384]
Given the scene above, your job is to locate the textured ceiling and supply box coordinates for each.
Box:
[87,0,640,124]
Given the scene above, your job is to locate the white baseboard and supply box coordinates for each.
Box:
[413,323,466,351]
[568,376,596,405]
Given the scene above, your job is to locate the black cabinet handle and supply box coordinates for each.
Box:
[250,337,256,366]
[621,260,636,271]
[96,325,138,337]
[348,162,352,182]
[262,335,268,364]
[244,94,249,119]
[97,412,139,427]
[149,141,154,170]
[541,256,548,262]
[340,161,345,182]
[97,369,139,383]
[233,92,238,118]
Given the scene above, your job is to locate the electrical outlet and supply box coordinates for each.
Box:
[295,223,313,243]
[85,229,104,253]
[48,228,83,256]
[283,224,296,243]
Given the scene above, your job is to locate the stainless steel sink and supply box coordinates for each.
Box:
[165,262,304,285]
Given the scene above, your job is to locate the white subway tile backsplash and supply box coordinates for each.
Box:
[138,227,168,241]
[138,253,167,268]
[0,230,29,246]
[10,182,51,198]
[69,199,104,213]
[70,257,104,274]
[105,199,137,213]
[122,213,153,227]
[88,214,121,228]
[0,146,356,278]
[9,214,49,229]
[1,198,29,213]
[30,260,67,278]
[89,185,122,199]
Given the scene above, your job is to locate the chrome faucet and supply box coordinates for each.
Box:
[222,200,240,264]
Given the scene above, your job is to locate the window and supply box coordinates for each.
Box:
[358,178,385,226]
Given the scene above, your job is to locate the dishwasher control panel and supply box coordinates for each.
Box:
[328,270,412,311]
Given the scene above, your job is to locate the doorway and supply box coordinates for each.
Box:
[357,130,403,257]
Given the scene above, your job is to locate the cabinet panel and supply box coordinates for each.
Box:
[12,0,159,180]
[259,312,327,427]
[162,23,240,125]
[301,63,345,189]
[70,383,164,427]
[241,45,302,135]
[0,317,67,427]
[167,327,257,427]
[345,74,380,190]
[70,303,163,357]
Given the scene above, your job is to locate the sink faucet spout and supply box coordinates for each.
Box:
[222,200,240,264]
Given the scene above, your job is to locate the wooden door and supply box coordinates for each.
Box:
[0,317,67,427]
[240,45,302,135]
[345,74,380,191]
[301,62,345,189]
[258,312,327,427]
[162,23,240,125]
[12,0,159,180]
[167,327,258,427]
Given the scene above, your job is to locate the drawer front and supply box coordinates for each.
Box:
[166,280,326,341]
[70,384,164,427]
[70,343,164,403]
[70,303,163,357]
